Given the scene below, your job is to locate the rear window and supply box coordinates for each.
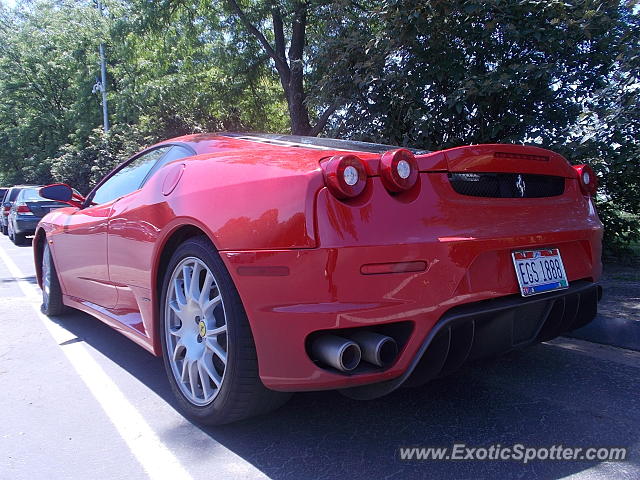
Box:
[19,188,43,201]
[221,133,430,155]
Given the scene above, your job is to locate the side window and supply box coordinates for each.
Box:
[8,188,20,202]
[91,147,170,205]
[142,145,194,186]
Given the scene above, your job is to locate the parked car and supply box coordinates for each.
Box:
[0,187,7,233]
[2,185,37,236]
[33,133,603,424]
[7,186,68,245]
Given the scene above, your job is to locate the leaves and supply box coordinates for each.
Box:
[0,0,637,253]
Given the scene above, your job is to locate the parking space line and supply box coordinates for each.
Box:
[0,243,195,480]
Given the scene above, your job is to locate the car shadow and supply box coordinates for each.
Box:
[48,310,639,479]
[13,237,33,247]
[0,274,37,284]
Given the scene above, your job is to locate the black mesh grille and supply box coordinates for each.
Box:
[448,172,565,198]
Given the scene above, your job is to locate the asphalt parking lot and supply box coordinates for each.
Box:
[1,233,639,480]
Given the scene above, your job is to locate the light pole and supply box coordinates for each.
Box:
[96,0,109,132]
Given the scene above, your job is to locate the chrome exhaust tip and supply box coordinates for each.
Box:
[351,331,398,367]
[311,335,362,372]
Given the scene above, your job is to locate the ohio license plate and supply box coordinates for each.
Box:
[512,248,569,297]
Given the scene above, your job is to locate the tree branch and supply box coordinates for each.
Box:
[288,1,306,64]
[272,8,286,62]
[309,103,340,137]
[225,0,290,82]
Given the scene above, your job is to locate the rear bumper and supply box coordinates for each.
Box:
[221,231,602,392]
[13,216,39,234]
[341,280,600,399]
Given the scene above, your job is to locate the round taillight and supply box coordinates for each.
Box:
[379,149,419,192]
[573,164,598,196]
[323,154,368,199]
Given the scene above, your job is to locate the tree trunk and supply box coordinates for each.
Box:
[226,0,334,136]
[286,2,311,135]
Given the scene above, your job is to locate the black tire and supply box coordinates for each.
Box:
[159,235,291,425]
[40,243,68,316]
[13,232,26,246]
[1,225,7,235]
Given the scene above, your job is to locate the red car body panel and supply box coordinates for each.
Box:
[34,134,602,392]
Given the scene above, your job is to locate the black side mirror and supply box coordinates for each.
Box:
[39,184,84,207]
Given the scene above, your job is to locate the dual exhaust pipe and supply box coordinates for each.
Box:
[311,331,398,372]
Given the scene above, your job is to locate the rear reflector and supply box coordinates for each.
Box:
[236,266,290,277]
[361,261,427,275]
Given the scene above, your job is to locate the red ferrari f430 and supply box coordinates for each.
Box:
[34,134,602,424]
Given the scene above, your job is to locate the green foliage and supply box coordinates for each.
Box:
[0,0,288,189]
[313,0,639,254]
[109,0,289,136]
[49,122,160,195]
[0,1,103,186]
[317,0,626,148]
[552,4,640,254]
[0,0,637,255]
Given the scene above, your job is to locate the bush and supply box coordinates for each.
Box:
[49,123,161,195]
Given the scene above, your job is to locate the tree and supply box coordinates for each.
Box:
[0,1,103,184]
[318,0,627,149]
[0,0,288,189]
[134,0,346,136]
[0,0,637,253]
[555,5,640,252]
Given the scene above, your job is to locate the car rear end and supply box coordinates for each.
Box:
[12,187,69,236]
[221,143,602,395]
[1,186,18,233]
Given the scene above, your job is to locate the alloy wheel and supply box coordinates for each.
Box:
[42,244,51,307]
[164,257,228,406]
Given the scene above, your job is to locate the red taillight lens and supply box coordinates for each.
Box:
[379,149,419,192]
[16,203,32,214]
[323,154,368,199]
[573,164,598,196]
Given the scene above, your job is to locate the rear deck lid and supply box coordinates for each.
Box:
[439,144,576,178]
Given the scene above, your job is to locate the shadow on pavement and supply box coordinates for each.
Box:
[49,309,640,479]
[0,274,37,284]
[13,237,34,247]
[569,263,640,352]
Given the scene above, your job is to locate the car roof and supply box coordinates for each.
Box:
[157,133,430,156]
[217,133,431,154]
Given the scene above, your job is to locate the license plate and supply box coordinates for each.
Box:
[512,248,569,297]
